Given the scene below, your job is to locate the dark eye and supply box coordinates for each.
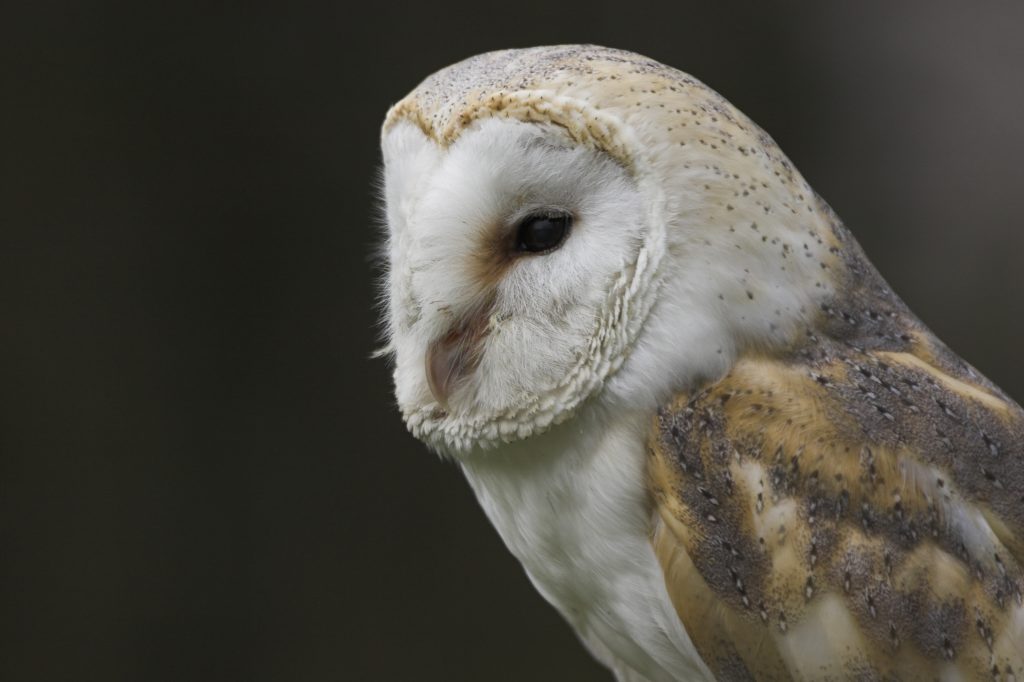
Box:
[515,213,571,253]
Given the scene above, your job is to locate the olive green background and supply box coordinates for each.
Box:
[2,1,1022,680]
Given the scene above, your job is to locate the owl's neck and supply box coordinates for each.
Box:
[459,404,715,682]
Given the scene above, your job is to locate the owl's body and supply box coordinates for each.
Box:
[379,46,1023,680]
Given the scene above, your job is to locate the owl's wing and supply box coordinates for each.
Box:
[648,337,1024,680]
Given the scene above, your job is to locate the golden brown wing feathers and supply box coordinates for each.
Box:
[649,331,1024,680]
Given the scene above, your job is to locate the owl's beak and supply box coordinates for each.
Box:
[425,312,490,408]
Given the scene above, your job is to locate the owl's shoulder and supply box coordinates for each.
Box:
[647,330,1024,679]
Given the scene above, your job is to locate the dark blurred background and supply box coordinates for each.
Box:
[2,1,1022,680]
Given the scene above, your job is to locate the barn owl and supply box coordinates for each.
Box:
[377,45,1024,681]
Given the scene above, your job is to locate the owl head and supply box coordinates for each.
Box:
[379,46,844,455]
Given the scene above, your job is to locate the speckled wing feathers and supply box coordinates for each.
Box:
[649,273,1024,679]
